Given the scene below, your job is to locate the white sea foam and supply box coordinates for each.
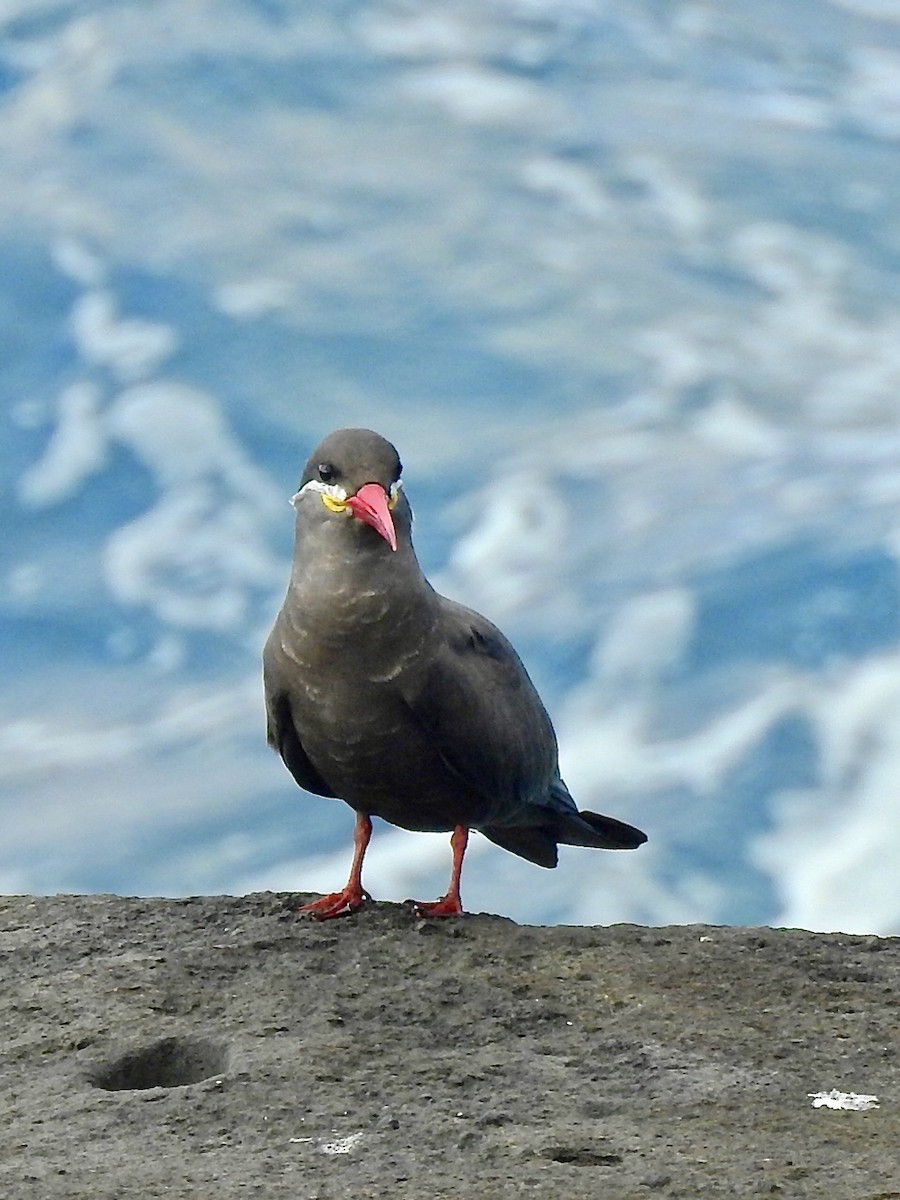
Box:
[844,46,900,139]
[213,278,294,319]
[0,673,266,895]
[752,651,900,933]
[437,472,576,630]
[102,383,283,631]
[402,64,550,126]
[70,291,178,382]
[17,382,107,508]
[52,238,106,288]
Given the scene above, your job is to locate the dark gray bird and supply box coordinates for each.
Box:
[263,428,646,918]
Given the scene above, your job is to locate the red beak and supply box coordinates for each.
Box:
[346,482,397,552]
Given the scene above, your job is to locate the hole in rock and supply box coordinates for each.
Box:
[543,1145,623,1166]
[90,1036,229,1091]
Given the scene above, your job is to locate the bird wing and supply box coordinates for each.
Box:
[398,599,559,818]
[263,643,337,799]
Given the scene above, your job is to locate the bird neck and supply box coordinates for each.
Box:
[282,533,438,676]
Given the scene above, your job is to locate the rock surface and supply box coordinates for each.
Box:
[1,893,898,1198]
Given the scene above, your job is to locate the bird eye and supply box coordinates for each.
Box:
[317,462,335,483]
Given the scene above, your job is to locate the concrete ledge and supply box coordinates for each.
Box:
[1,893,897,1198]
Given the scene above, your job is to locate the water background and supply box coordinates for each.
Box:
[5,0,900,930]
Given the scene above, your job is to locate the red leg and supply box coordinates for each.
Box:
[297,812,373,920]
[414,825,468,918]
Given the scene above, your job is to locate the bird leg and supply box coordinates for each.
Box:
[413,825,468,917]
[296,811,373,919]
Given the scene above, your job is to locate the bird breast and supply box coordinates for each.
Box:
[279,572,437,691]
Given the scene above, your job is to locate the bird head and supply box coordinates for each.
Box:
[291,428,405,552]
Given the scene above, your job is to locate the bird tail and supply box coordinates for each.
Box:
[480,810,646,869]
[555,809,648,851]
[479,779,647,867]
[548,777,647,850]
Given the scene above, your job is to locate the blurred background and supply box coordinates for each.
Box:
[3,0,900,932]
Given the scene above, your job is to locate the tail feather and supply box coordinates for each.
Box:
[479,809,647,868]
[558,810,648,851]
[480,824,559,869]
[548,777,647,850]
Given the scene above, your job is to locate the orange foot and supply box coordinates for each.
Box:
[412,894,464,918]
[296,887,371,920]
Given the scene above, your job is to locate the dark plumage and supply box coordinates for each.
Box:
[263,428,646,918]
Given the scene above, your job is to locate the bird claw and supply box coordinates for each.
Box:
[295,888,371,920]
[411,894,465,918]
